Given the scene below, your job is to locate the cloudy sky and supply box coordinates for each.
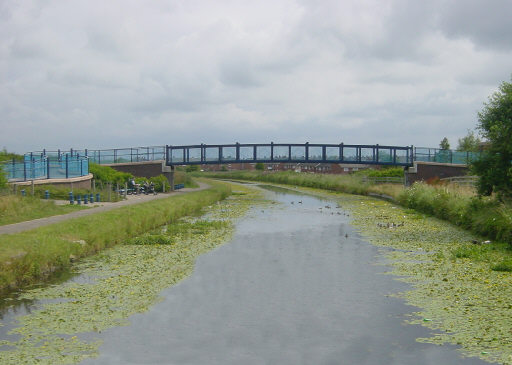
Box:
[1,0,511,153]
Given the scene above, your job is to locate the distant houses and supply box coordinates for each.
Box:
[199,162,374,174]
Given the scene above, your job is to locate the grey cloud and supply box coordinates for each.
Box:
[437,0,512,51]
[1,0,512,154]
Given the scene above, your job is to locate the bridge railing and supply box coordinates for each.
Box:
[27,146,167,165]
[1,155,89,182]
[414,147,481,164]
[166,143,414,166]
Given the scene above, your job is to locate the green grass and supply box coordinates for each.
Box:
[0,180,231,293]
[0,194,88,226]
[197,170,374,195]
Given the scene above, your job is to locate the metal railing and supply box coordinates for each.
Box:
[7,144,482,183]
[27,146,166,165]
[166,143,415,167]
[1,155,89,182]
[414,147,481,164]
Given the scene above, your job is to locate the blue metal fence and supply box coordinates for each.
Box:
[414,147,481,164]
[28,146,167,165]
[1,155,89,182]
[165,143,415,166]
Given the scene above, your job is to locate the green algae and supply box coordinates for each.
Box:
[0,184,262,364]
[288,185,512,364]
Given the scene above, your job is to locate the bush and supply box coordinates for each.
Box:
[89,163,132,185]
[0,148,23,163]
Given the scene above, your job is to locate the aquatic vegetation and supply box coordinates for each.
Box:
[0,184,262,364]
[299,188,512,364]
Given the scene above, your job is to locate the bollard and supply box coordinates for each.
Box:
[89,193,94,203]
[83,194,88,204]
[44,190,50,200]
[96,193,100,202]
[77,195,81,205]
[69,192,74,205]
[21,189,26,197]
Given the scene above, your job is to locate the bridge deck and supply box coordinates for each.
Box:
[166,143,414,167]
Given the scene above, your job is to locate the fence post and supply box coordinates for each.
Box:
[47,157,50,179]
[66,154,69,178]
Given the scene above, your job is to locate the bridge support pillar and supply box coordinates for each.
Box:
[162,162,175,192]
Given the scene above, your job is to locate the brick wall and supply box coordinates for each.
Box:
[406,162,468,185]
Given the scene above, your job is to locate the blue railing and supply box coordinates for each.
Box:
[4,145,480,183]
[414,147,481,164]
[1,155,89,182]
[28,146,166,165]
[166,143,415,167]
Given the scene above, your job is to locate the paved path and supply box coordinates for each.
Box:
[0,183,210,235]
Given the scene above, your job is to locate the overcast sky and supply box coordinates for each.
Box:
[1,0,511,153]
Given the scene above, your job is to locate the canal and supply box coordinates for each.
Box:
[0,184,488,364]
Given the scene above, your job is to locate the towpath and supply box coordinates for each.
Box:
[0,183,210,235]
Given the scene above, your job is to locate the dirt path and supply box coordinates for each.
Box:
[0,183,210,235]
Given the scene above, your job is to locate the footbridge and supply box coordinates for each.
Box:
[3,144,480,187]
[165,143,414,167]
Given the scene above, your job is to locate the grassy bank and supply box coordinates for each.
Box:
[0,195,88,226]
[200,171,512,246]
[0,180,231,293]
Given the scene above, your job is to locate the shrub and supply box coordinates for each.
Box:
[89,163,132,185]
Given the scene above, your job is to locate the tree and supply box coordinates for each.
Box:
[457,129,481,152]
[471,78,512,198]
[255,162,264,171]
[439,137,450,150]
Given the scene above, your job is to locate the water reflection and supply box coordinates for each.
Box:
[82,186,486,365]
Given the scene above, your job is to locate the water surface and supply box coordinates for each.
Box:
[80,186,486,364]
